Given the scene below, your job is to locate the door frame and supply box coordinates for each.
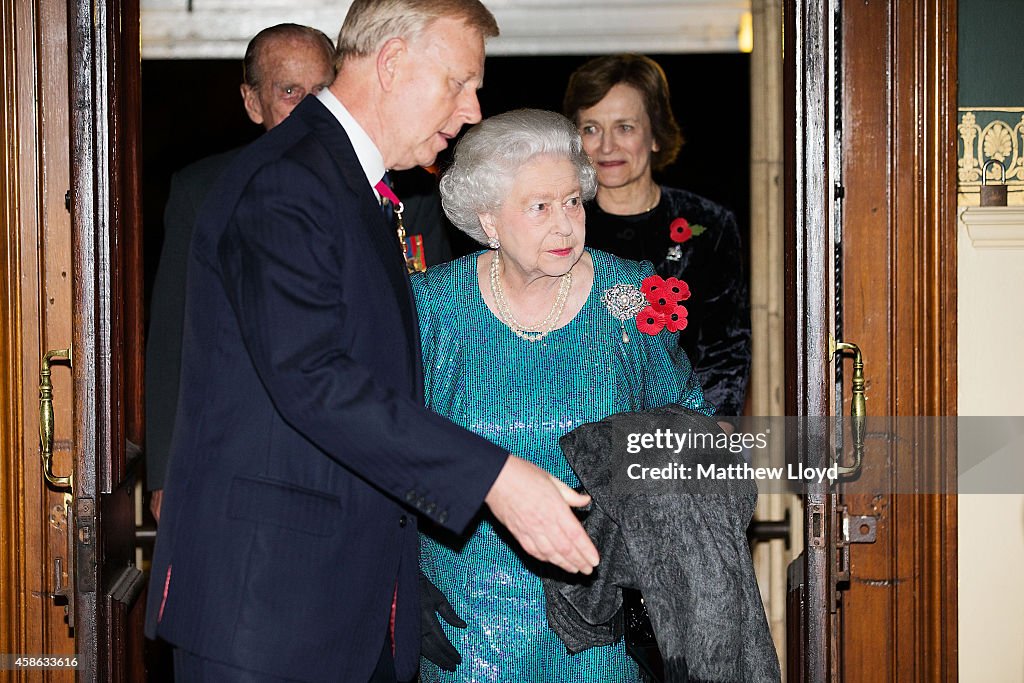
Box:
[67,0,147,676]
[782,0,837,678]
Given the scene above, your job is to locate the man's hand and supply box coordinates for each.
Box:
[150,489,163,523]
[484,456,599,575]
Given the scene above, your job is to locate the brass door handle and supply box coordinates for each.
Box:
[39,346,73,490]
[829,337,865,477]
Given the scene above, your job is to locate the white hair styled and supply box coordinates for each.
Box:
[439,109,598,245]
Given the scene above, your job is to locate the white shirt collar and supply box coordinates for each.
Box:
[316,88,386,196]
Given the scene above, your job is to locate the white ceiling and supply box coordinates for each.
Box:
[141,0,750,59]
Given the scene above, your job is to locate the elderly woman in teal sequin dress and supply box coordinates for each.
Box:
[412,109,714,683]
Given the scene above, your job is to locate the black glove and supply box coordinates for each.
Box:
[420,573,466,671]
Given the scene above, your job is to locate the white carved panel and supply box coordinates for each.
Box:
[141,0,749,59]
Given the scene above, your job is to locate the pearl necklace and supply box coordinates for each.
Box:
[489,250,572,343]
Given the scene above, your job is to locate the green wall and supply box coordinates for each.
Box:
[959,0,1024,106]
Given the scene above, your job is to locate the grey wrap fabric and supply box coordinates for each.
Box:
[545,404,780,683]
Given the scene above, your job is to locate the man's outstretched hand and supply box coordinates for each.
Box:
[484,455,599,575]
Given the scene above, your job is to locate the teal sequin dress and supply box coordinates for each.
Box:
[411,249,713,683]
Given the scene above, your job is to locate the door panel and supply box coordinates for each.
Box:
[1,0,145,678]
[1,0,79,676]
[837,1,958,680]
[784,0,959,680]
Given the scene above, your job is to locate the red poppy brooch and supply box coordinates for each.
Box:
[669,217,707,244]
[602,274,691,343]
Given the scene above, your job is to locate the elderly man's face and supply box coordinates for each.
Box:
[481,155,586,280]
[381,17,485,170]
[242,35,335,130]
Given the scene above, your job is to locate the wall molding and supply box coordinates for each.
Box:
[957,107,1024,206]
[959,206,1024,248]
[141,0,749,58]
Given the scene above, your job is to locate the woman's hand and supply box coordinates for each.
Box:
[484,455,599,574]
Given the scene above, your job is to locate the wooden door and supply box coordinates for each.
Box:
[834,1,958,680]
[2,0,80,673]
[783,0,959,680]
[1,0,146,679]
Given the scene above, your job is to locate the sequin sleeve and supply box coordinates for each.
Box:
[409,271,434,408]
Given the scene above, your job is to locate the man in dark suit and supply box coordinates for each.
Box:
[145,24,452,521]
[144,2,599,682]
[145,24,335,521]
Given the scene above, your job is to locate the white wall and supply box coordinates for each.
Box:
[957,206,1024,682]
[141,0,750,58]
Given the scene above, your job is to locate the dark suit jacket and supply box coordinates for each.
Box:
[145,147,453,492]
[145,150,235,492]
[143,95,506,682]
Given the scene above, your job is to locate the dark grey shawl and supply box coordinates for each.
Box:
[545,404,780,683]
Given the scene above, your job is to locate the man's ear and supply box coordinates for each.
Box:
[240,84,264,126]
[377,37,407,92]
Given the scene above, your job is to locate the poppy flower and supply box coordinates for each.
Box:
[664,304,689,333]
[646,293,676,313]
[662,277,690,302]
[646,278,689,310]
[640,274,666,299]
[669,217,693,243]
[635,306,666,335]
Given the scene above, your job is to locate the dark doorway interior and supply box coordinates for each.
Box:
[141,53,750,307]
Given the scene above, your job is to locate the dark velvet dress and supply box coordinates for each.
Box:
[584,186,751,418]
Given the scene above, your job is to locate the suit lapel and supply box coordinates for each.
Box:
[293,98,419,349]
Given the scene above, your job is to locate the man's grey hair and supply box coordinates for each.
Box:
[335,0,498,69]
[439,109,598,245]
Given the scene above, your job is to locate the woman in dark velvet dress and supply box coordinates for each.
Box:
[564,54,751,423]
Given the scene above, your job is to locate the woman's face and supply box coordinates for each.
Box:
[481,155,586,279]
[576,83,659,194]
